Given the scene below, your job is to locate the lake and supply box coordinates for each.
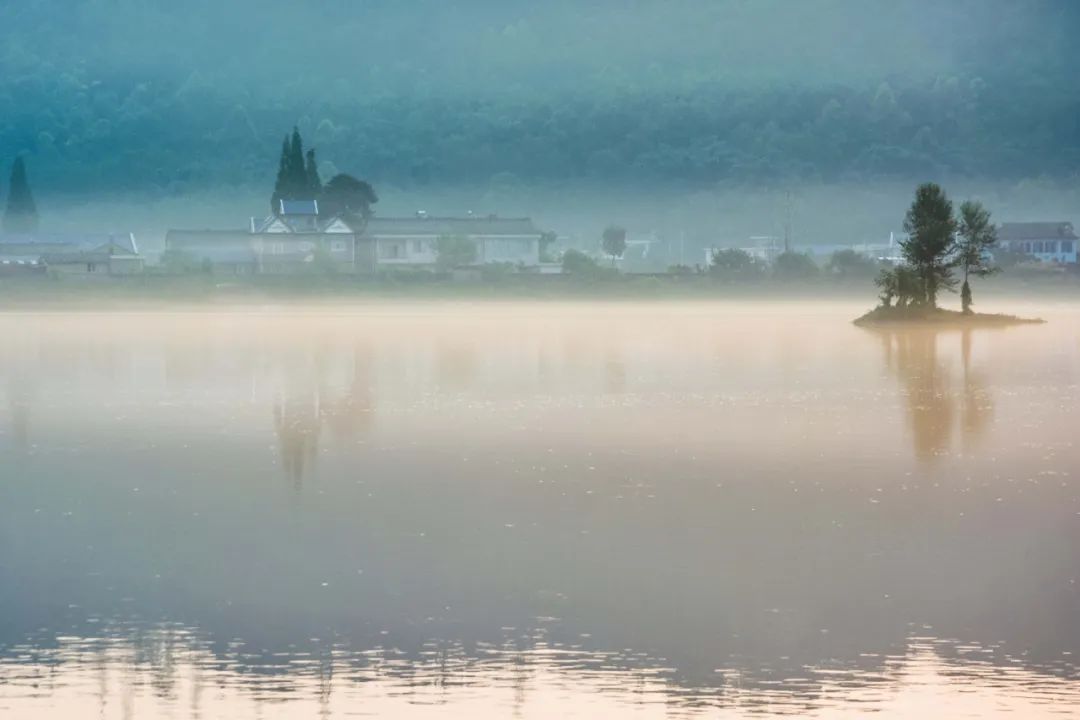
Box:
[1,300,1078,718]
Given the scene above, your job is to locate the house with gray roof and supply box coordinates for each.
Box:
[167,209,546,275]
[361,214,543,270]
[0,233,144,275]
[998,222,1078,264]
[167,201,358,275]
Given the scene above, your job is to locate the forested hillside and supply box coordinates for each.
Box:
[1,0,1078,197]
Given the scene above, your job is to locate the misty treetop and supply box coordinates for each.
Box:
[1,1,1079,195]
[269,127,378,221]
[3,157,39,234]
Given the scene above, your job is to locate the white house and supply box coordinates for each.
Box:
[361,214,544,270]
[998,222,1078,264]
[167,200,359,274]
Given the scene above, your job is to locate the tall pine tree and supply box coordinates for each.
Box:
[3,157,39,234]
[305,149,322,198]
[287,127,306,199]
[270,135,290,214]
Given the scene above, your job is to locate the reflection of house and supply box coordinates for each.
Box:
[165,200,357,275]
[0,233,144,275]
[998,222,1078,264]
[363,215,542,269]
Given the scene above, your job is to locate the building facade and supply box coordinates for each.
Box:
[166,209,545,275]
[998,222,1078,264]
[0,233,144,275]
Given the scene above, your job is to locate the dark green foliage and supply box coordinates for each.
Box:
[3,157,38,234]
[2,1,1079,195]
[772,251,819,280]
[955,200,998,313]
[320,173,378,222]
[875,268,898,307]
[305,149,322,198]
[287,128,306,198]
[901,183,957,307]
[709,248,764,280]
[270,128,320,211]
[875,264,924,308]
[561,249,601,275]
[270,135,290,213]
[435,235,478,270]
[601,225,627,266]
[826,249,877,279]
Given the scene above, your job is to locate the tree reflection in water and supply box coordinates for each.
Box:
[879,328,993,462]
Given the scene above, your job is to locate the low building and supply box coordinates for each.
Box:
[166,208,546,275]
[0,233,144,275]
[166,200,358,275]
[363,214,543,270]
[998,222,1078,264]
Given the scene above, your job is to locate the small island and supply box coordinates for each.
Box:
[854,182,1044,328]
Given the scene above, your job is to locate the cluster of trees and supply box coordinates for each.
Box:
[2,157,39,234]
[1,2,1078,194]
[269,128,378,222]
[707,247,879,282]
[876,182,997,313]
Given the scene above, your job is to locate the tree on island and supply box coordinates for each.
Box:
[900,182,957,307]
[956,200,998,314]
[875,265,922,308]
[3,157,39,234]
[601,225,627,267]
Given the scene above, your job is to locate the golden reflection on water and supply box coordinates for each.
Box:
[1,301,1079,718]
[876,328,995,463]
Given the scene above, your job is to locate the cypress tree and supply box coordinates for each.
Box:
[270,135,289,214]
[287,127,306,198]
[305,149,322,199]
[3,157,39,234]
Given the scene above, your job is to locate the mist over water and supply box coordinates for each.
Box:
[3,1,1080,717]
[2,301,1078,717]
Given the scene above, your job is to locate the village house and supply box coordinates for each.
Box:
[0,233,144,275]
[166,200,357,275]
[997,222,1078,264]
[362,213,543,271]
[166,207,545,275]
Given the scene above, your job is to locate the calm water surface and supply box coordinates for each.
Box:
[1,300,1078,718]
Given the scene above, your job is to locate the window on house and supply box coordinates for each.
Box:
[1046,241,1057,253]
[87,263,96,272]
[332,240,346,252]
[1062,241,1074,253]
